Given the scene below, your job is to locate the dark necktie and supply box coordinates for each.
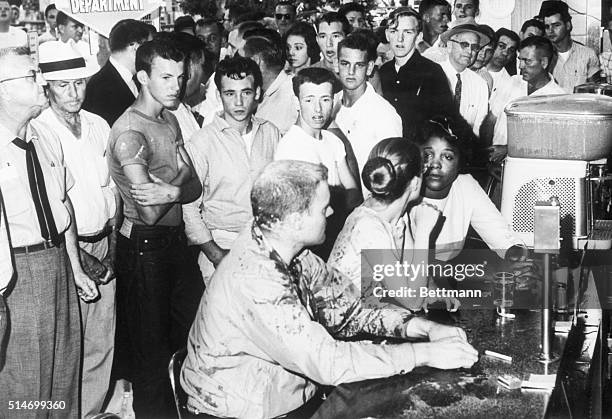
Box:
[12,138,60,245]
[192,111,204,127]
[454,73,462,108]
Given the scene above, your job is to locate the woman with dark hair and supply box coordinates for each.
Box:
[283,21,320,74]
[329,138,454,311]
[412,117,522,262]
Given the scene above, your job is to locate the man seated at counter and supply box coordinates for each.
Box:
[181,160,479,419]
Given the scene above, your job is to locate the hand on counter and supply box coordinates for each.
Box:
[413,337,479,369]
[428,323,468,342]
[421,293,461,313]
[405,317,468,342]
[505,245,542,289]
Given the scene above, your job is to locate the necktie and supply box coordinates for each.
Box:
[454,73,462,108]
[12,138,60,245]
[192,111,204,127]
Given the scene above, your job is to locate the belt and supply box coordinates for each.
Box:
[13,235,65,254]
[78,225,113,243]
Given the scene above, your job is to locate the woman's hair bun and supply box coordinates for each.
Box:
[362,156,397,197]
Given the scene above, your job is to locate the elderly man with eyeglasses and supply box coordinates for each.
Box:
[438,23,489,136]
[0,46,99,418]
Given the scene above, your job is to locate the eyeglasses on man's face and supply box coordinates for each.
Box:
[275,13,293,20]
[449,39,481,52]
[0,69,39,83]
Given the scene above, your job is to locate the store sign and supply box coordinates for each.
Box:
[55,0,163,37]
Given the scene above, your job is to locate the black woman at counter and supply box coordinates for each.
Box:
[410,117,535,274]
[180,160,478,419]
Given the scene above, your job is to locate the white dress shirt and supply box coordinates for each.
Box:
[36,108,116,236]
[335,83,402,179]
[0,120,74,246]
[440,58,488,136]
[492,75,565,146]
[109,56,138,98]
[489,67,511,95]
[488,67,513,118]
[193,73,222,127]
[275,125,346,186]
[171,102,201,142]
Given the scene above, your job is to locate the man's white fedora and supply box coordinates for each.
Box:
[38,41,98,81]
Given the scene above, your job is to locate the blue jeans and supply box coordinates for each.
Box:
[115,224,204,419]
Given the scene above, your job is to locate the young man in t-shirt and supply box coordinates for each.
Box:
[107,39,204,419]
[275,67,361,258]
[335,32,402,182]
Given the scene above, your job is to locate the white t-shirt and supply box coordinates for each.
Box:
[242,129,255,156]
[558,49,571,63]
[335,83,402,176]
[275,125,346,186]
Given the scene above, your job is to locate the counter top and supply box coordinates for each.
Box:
[311,309,568,419]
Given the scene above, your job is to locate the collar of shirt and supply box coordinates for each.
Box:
[211,113,266,135]
[263,71,291,98]
[0,120,39,149]
[38,108,92,141]
[490,66,510,81]
[559,40,577,58]
[0,121,16,149]
[109,56,137,94]
[394,49,416,72]
[441,57,468,76]
[340,82,375,110]
[416,32,441,51]
[251,222,302,281]
[286,124,325,142]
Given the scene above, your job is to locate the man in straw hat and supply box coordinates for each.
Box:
[438,23,490,136]
[0,45,98,418]
[35,40,119,417]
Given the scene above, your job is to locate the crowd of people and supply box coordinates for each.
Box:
[0,0,600,418]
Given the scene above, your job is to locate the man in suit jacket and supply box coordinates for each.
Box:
[82,19,152,126]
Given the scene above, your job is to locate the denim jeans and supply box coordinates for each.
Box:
[115,224,204,419]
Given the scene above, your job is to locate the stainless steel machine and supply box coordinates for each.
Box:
[500,94,612,249]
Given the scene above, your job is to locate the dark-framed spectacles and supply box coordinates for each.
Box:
[0,70,38,83]
[275,13,293,20]
[449,39,481,52]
